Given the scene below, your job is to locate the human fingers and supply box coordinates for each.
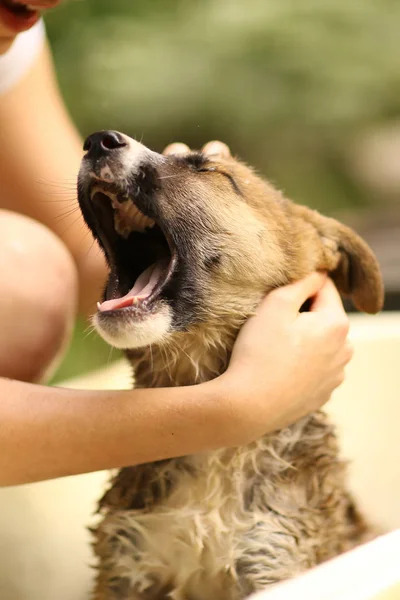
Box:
[201,141,232,159]
[308,279,350,341]
[232,273,327,367]
[263,272,328,321]
[162,143,191,156]
[310,277,345,315]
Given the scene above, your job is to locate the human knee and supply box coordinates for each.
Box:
[0,210,78,382]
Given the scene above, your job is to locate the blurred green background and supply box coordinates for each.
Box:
[46,0,400,383]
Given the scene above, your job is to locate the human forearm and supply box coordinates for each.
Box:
[0,376,233,486]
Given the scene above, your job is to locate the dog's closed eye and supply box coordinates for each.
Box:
[176,152,241,195]
[199,168,241,195]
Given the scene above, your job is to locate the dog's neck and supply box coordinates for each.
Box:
[126,320,242,388]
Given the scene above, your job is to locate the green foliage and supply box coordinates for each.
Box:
[50,319,122,384]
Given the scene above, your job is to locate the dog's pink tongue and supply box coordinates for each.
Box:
[98,263,161,312]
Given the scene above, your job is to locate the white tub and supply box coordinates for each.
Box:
[0,313,399,600]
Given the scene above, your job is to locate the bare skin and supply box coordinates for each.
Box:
[0,210,77,382]
[0,7,352,486]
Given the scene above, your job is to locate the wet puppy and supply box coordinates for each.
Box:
[77,133,383,600]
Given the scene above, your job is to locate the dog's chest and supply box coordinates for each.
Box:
[98,451,256,599]
[95,422,337,600]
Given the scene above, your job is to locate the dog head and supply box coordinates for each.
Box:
[77,132,383,350]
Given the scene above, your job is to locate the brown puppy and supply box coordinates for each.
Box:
[77,133,383,600]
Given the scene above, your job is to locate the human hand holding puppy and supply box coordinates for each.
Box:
[223,272,352,443]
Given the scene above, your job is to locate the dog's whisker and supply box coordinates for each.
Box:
[106,345,116,366]
[57,213,87,237]
[53,206,81,223]
[157,174,183,180]
[148,343,154,376]
[82,324,97,341]
[40,197,79,202]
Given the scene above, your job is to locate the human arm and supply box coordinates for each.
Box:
[0,273,352,486]
[0,40,106,316]
[0,375,235,486]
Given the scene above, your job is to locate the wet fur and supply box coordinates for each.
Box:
[87,143,383,600]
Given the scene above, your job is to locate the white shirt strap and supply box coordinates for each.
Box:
[0,19,45,96]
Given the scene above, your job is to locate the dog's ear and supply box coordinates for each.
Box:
[293,206,384,314]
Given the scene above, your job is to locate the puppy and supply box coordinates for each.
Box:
[77,133,384,600]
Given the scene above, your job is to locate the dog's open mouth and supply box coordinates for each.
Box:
[90,187,177,314]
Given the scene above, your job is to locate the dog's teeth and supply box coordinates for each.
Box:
[97,301,101,310]
[102,194,155,234]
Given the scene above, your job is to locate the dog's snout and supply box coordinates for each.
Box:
[83,130,127,157]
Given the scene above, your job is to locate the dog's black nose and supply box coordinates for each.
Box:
[83,130,127,157]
